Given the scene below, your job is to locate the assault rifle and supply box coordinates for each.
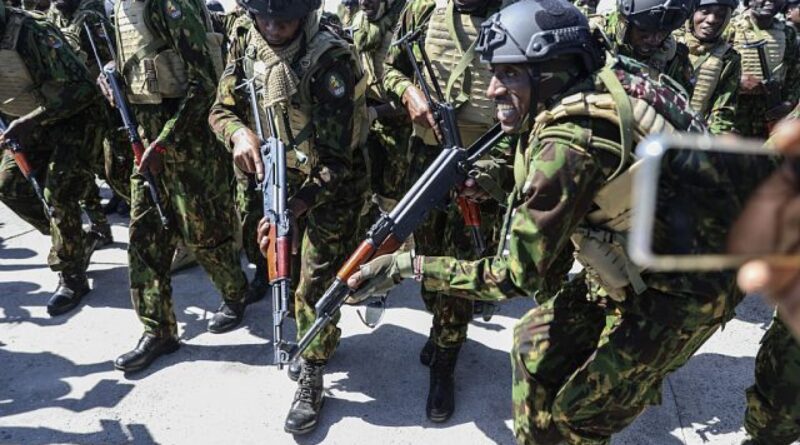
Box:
[744,39,788,125]
[0,117,52,220]
[84,22,169,228]
[242,80,293,369]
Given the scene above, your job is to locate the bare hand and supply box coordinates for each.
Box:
[138,143,165,176]
[402,86,438,132]
[232,127,264,181]
[740,74,765,94]
[97,62,116,107]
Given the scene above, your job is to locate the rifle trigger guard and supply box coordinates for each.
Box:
[356,295,388,329]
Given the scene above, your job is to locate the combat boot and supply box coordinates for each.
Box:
[244,261,269,305]
[420,329,435,366]
[287,357,304,382]
[207,301,245,333]
[114,333,180,373]
[47,273,90,316]
[285,360,325,435]
[426,345,460,423]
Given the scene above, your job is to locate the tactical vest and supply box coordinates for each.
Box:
[114,0,223,104]
[527,56,706,300]
[0,11,42,117]
[684,35,730,117]
[243,28,368,175]
[733,15,787,83]
[417,0,495,145]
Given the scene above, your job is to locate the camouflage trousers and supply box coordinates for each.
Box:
[367,115,411,202]
[407,137,505,349]
[79,127,132,231]
[233,165,266,269]
[511,275,736,445]
[0,111,105,276]
[744,316,800,445]
[128,112,247,337]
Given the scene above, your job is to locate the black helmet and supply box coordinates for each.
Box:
[476,0,604,72]
[696,0,737,8]
[238,0,321,18]
[619,0,697,32]
[785,0,799,9]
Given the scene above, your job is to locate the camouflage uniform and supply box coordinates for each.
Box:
[209,13,368,361]
[593,11,695,94]
[728,12,800,138]
[351,0,410,206]
[47,0,132,218]
[112,0,247,337]
[383,0,514,350]
[0,6,104,275]
[674,27,741,134]
[419,55,746,444]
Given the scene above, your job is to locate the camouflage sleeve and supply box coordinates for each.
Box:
[469,134,517,203]
[706,49,741,134]
[18,20,98,125]
[73,10,114,77]
[148,0,220,149]
[421,128,607,301]
[293,52,359,207]
[382,0,435,103]
[208,26,248,150]
[782,26,800,104]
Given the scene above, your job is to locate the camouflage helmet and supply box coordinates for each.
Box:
[238,0,321,19]
[619,0,698,32]
[475,0,604,73]
[697,0,738,9]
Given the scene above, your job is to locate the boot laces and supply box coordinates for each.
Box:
[296,362,322,403]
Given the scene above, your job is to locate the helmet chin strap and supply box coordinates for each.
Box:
[526,65,541,126]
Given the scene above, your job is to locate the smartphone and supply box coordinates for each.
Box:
[628,133,800,271]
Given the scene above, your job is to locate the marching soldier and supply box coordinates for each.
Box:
[729,0,800,138]
[674,0,741,134]
[0,2,106,315]
[209,0,369,435]
[383,0,513,423]
[105,0,252,373]
[591,0,696,93]
[350,1,747,443]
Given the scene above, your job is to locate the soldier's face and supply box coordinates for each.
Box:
[788,5,800,23]
[692,5,732,41]
[751,0,783,17]
[627,25,669,57]
[255,16,303,46]
[359,0,382,20]
[487,63,531,134]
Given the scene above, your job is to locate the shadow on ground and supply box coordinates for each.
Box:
[0,419,156,445]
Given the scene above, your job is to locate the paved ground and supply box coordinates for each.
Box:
[0,195,795,445]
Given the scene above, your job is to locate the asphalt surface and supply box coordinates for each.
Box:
[0,196,795,445]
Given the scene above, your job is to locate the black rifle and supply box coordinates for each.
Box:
[0,117,52,220]
[243,80,293,369]
[84,22,169,228]
[744,39,787,124]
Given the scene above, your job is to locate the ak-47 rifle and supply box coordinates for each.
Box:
[243,80,293,369]
[0,117,52,220]
[84,22,169,228]
[744,39,788,127]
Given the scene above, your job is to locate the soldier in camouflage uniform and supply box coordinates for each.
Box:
[107,0,251,374]
[47,0,133,246]
[351,0,409,210]
[352,1,749,443]
[383,0,515,423]
[209,0,368,434]
[592,0,696,93]
[674,0,741,134]
[338,0,359,27]
[729,0,800,138]
[0,2,107,315]
[786,0,800,44]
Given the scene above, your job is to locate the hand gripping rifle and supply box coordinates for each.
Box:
[242,80,293,369]
[0,117,52,220]
[84,22,169,228]
[399,28,486,256]
[744,39,787,126]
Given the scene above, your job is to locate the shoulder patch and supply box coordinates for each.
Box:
[45,31,63,49]
[165,0,182,20]
[325,70,347,99]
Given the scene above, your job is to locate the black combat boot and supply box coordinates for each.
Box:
[207,301,245,333]
[47,273,90,316]
[426,345,461,423]
[420,329,435,366]
[114,333,180,373]
[284,360,325,435]
[244,260,270,305]
[287,357,304,382]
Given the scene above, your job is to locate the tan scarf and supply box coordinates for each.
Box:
[251,29,303,108]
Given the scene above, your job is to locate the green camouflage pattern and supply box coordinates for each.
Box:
[597,11,695,95]
[0,10,103,275]
[727,14,800,138]
[118,0,247,337]
[209,16,368,361]
[674,28,741,134]
[744,317,800,445]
